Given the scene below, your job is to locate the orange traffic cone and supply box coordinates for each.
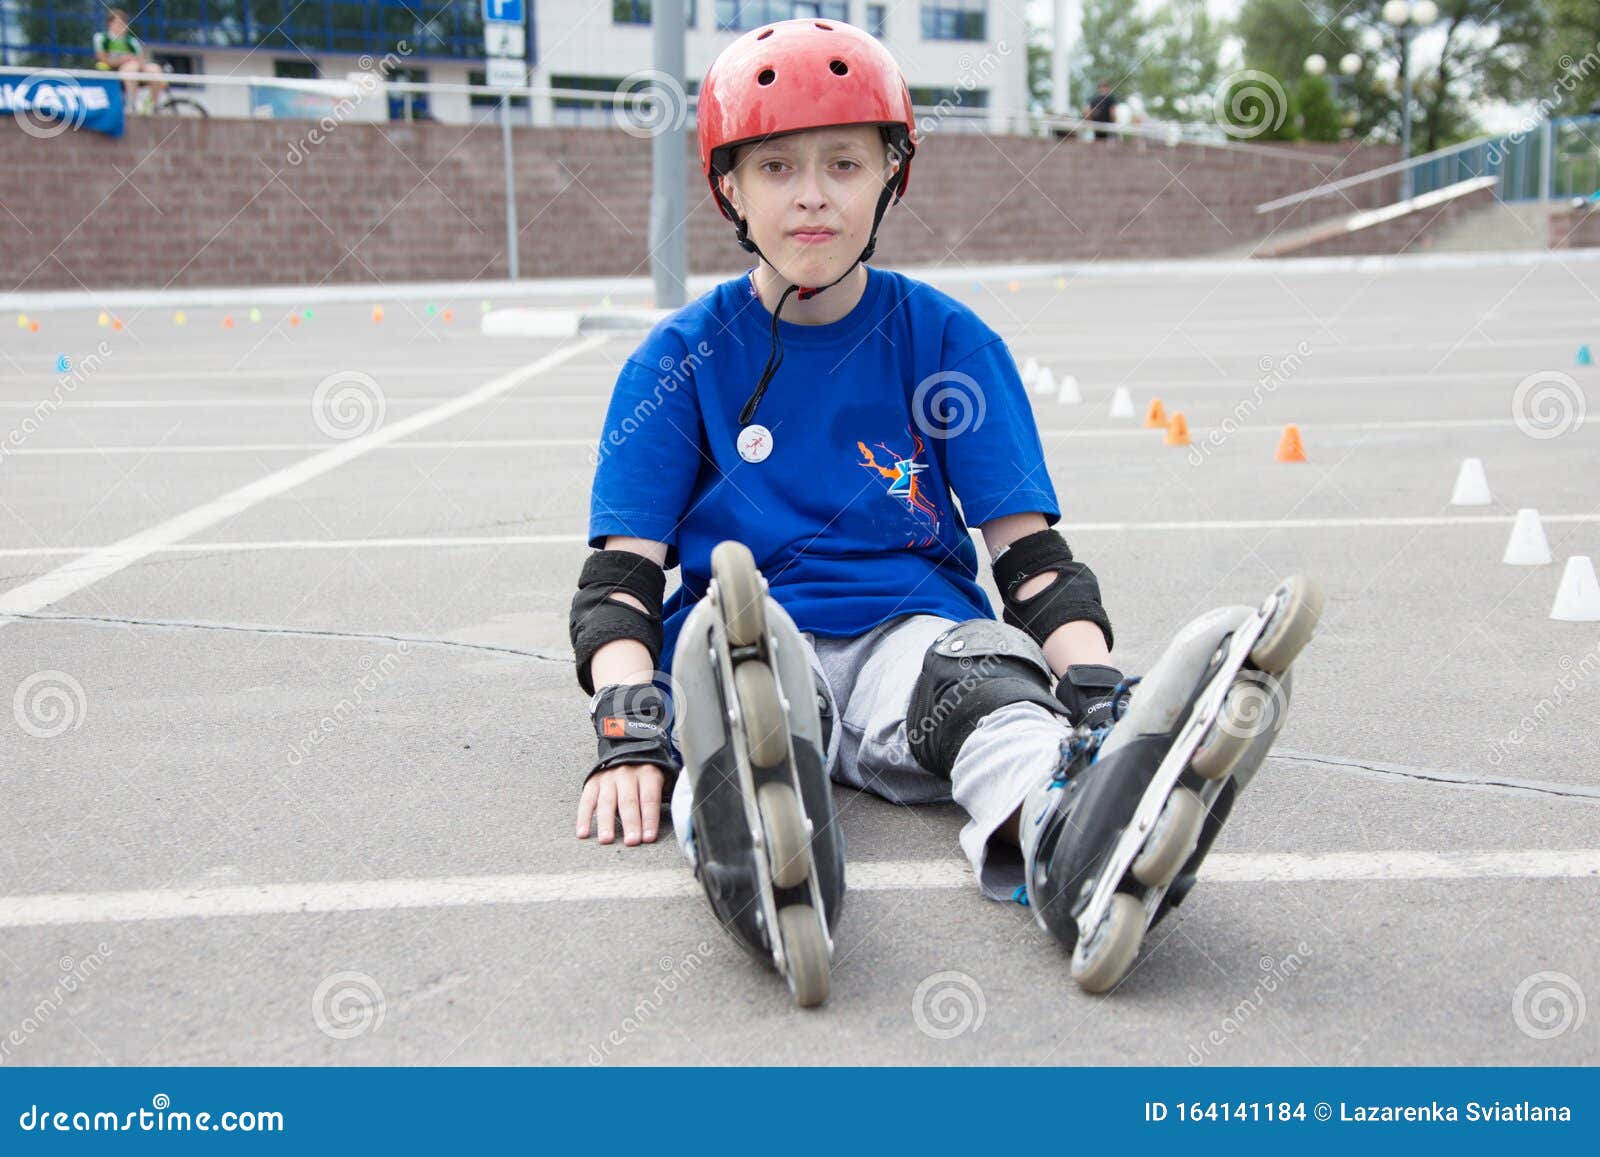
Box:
[1275,424,1307,462]
[222,315,235,329]
[1144,398,1166,428]
[1164,412,1191,446]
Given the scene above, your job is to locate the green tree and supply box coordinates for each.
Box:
[1545,0,1600,114]
[1072,0,1152,113]
[1295,73,1341,141]
[1142,0,1228,121]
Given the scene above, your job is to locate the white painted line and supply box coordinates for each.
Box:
[2,850,1594,928]
[0,396,603,410]
[0,337,608,626]
[4,513,1599,561]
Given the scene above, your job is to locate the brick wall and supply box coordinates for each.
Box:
[0,119,1401,290]
[1549,201,1600,249]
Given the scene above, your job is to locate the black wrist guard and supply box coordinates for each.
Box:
[570,549,666,696]
[586,682,679,786]
[1052,663,1126,731]
[992,528,1114,652]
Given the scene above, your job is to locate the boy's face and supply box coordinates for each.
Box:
[109,13,127,34]
[719,124,898,286]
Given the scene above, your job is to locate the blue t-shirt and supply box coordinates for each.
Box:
[587,265,1061,675]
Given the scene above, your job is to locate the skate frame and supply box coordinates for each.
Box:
[1070,583,1288,974]
[705,576,836,983]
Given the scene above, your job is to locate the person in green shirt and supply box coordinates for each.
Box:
[93,8,166,112]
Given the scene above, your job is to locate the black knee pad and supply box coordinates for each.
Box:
[906,619,1067,778]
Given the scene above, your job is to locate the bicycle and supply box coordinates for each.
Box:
[98,60,208,117]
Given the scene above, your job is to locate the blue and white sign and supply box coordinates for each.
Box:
[483,0,523,23]
[0,71,124,138]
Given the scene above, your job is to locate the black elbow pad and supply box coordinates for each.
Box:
[570,550,667,695]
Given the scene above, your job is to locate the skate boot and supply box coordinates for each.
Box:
[671,540,845,1008]
[1018,576,1323,994]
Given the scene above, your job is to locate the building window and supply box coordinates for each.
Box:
[716,2,848,33]
[921,0,985,41]
[274,58,321,80]
[388,66,430,121]
[613,1,697,27]
[907,85,988,130]
[865,4,887,37]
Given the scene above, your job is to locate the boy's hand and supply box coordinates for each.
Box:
[576,763,667,846]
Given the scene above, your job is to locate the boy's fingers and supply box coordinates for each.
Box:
[575,776,599,838]
[615,772,641,846]
[638,770,663,842]
[595,777,617,845]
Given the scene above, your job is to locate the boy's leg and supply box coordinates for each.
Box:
[841,615,1073,900]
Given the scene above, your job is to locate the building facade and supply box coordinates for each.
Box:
[1,1,1024,128]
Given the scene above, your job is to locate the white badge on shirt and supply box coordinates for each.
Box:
[737,424,774,464]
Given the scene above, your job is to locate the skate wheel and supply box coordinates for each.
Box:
[1132,788,1205,886]
[758,782,813,889]
[1191,683,1258,780]
[1071,893,1145,994]
[711,540,766,648]
[778,904,830,1008]
[1251,576,1323,674]
[734,660,788,768]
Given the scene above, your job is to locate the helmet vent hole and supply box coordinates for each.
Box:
[756,27,774,39]
[757,68,776,86]
[815,22,833,30]
[829,59,848,76]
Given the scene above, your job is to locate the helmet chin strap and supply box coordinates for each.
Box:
[736,179,898,428]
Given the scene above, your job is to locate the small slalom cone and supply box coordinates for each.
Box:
[371,305,384,323]
[111,317,123,332]
[174,310,187,326]
[1007,279,1020,293]
[289,314,300,327]
[97,311,110,328]
[222,315,235,329]
[303,308,314,320]
[480,300,491,314]
[1502,508,1552,566]
[1164,412,1191,446]
[1056,373,1082,405]
[1109,387,1135,419]
[1449,457,1492,506]
[1578,344,1593,366]
[28,319,39,333]
[425,303,437,316]
[1144,397,1167,428]
[1054,275,1067,290]
[1550,556,1600,621]
[15,313,27,329]
[1275,424,1307,462]
[248,307,262,323]
[54,354,70,372]
[1020,356,1039,386]
[1034,365,1056,398]
[442,308,454,323]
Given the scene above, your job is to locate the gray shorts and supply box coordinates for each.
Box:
[670,613,1074,901]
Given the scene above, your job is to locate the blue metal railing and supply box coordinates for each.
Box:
[1412,115,1600,202]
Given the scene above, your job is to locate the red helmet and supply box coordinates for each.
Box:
[698,18,916,227]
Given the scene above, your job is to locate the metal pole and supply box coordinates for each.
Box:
[1539,116,1554,202]
[1399,25,1413,200]
[501,94,520,280]
[650,0,688,309]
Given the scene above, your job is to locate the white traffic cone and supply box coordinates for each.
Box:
[1109,386,1135,419]
[1020,356,1039,387]
[1056,373,1081,405]
[1033,365,1056,397]
[1502,509,1552,566]
[1449,457,1492,506]
[1550,556,1600,621]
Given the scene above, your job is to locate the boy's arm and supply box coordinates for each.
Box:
[979,511,1115,691]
